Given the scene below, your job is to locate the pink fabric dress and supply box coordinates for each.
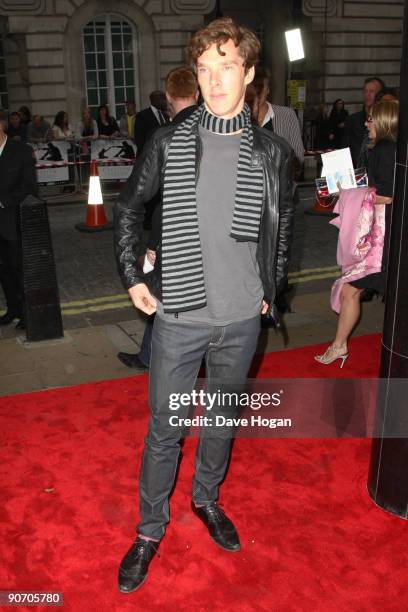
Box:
[330,187,385,313]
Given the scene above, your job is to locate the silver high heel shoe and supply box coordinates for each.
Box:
[314,344,349,368]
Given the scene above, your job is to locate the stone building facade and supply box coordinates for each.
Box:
[302,0,403,112]
[216,0,404,114]
[0,0,404,124]
[0,0,216,123]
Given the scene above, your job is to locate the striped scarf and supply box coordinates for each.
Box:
[161,104,264,313]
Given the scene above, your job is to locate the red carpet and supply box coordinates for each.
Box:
[1,334,407,611]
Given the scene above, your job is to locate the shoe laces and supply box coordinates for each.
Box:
[205,503,225,523]
[132,539,160,559]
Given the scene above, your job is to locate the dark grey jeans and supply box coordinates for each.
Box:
[136,313,260,540]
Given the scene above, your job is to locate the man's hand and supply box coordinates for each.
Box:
[128,283,157,315]
[261,300,269,315]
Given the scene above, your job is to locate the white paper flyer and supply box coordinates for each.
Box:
[321,148,357,194]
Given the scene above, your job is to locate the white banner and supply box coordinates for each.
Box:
[91,139,136,180]
[32,141,71,184]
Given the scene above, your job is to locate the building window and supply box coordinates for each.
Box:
[83,15,138,120]
[0,35,8,111]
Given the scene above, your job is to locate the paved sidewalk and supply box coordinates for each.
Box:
[0,289,384,397]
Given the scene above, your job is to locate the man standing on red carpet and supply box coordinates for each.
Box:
[114,17,294,592]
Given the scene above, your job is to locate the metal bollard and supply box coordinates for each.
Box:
[19,195,64,342]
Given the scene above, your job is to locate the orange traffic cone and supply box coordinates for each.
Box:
[75,160,113,232]
[305,190,337,216]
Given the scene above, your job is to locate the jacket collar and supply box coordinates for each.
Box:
[251,128,263,167]
[173,105,197,125]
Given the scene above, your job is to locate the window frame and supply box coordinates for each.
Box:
[82,14,140,120]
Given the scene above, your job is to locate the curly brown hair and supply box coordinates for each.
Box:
[187,17,260,74]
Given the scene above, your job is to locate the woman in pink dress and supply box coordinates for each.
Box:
[315,99,399,367]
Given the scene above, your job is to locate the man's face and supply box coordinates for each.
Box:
[197,38,254,119]
[363,80,382,109]
[10,115,20,128]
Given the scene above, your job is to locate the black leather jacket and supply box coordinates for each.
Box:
[114,122,294,322]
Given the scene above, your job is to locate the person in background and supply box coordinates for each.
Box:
[329,99,348,149]
[342,76,385,166]
[75,107,99,185]
[155,90,170,121]
[252,66,303,314]
[27,114,51,143]
[18,106,32,126]
[0,116,37,328]
[119,100,136,140]
[315,100,399,366]
[244,83,260,124]
[252,66,304,172]
[52,111,74,140]
[380,87,399,101]
[133,90,169,156]
[356,87,399,172]
[117,67,199,371]
[133,91,170,229]
[76,107,98,142]
[314,103,332,150]
[97,104,120,138]
[6,112,27,142]
[52,112,75,191]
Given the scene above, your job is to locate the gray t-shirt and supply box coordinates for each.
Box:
[157,126,263,325]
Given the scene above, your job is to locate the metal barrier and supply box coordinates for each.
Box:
[30,138,136,200]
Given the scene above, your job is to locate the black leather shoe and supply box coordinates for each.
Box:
[118,537,159,593]
[117,352,148,371]
[0,311,19,326]
[191,502,240,552]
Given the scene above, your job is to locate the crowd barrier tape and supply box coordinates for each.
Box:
[30,139,137,188]
[35,158,135,168]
